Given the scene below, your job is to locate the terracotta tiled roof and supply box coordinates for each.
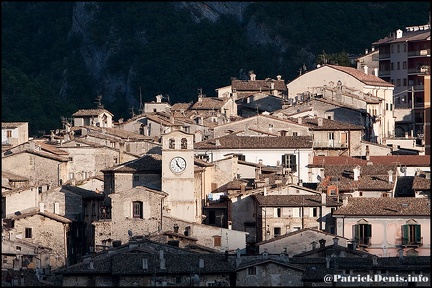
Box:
[326,64,394,87]
[256,228,349,246]
[103,154,162,173]
[194,135,313,149]
[289,117,365,130]
[72,109,113,116]
[2,171,29,182]
[332,197,430,216]
[1,122,28,128]
[412,174,431,190]
[190,97,228,110]
[254,194,341,207]
[312,155,430,167]
[171,102,193,111]
[232,79,286,91]
[373,29,430,45]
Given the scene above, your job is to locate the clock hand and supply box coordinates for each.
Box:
[176,159,181,168]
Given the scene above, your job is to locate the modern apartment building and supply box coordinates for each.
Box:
[372,22,430,139]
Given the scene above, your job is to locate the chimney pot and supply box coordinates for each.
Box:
[319,239,326,248]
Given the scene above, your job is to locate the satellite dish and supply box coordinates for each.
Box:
[128,230,133,237]
[400,166,406,173]
[192,274,200,283]
[317,175,322,182]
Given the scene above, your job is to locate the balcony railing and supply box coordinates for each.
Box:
[378,70,391,77]
[408,49,431,57]
[313,141,348,149]
[379,53,391,59]
[397,237,423,247]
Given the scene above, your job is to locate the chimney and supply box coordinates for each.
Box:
[276,75,282,81]
[371,46,375,52]
[319,239,326,248]
[353,166,361,181]
[159,250,166,270]
[156,94,163,103]
[317,118,323,126]
[321,193,326,205]
[388,170,393,183]
[173,224,179,233]
[396,29,403,39]
[333,237,339,246]
[365,145,370,161]
[325,256,331,268]
[215,139,220,147]
[343,196,348,206]
[365,48,368,54]
[250,73,256,81]
[311,241,318,250]
[142,258,148,270]
[363,65,368,74]
[29,140,35,151]
[374,68,379,77]
[372,256,378,266]
[39,202,45,213]
[297,117,303,124]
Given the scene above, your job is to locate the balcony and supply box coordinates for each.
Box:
[379,53,391,60]
[313,141,348,149]
[408,49,431,57]
[397,237,423,247]
[378,70,390,77]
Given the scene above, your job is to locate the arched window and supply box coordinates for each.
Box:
[169,138,175,149]
[181,138,187,149]
[133,201,143,219]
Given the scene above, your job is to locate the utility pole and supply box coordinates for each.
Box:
[411,86,415,137]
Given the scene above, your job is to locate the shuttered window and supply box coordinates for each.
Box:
[401,224,422,246]
[353,223,372,246]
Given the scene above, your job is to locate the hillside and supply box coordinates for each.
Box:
[1,2,430,136]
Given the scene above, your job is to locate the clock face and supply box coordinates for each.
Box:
[170,157,186,173]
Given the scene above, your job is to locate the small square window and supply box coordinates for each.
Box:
[247,266,257,275]
[25,228,32,238]
[214,236,221,247]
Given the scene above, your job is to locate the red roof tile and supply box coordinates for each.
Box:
[326,65,394,87]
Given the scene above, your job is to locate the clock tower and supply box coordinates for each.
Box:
[161,129,197,223]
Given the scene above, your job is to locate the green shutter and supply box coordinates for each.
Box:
[415,224,421,244]
[365,224,372,245]
[291,155,297,172]
[401,224,409,245]
[352,224,359,243]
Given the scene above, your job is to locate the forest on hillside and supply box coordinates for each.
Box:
[2,2,430,137]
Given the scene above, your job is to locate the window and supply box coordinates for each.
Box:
[282,154,297,172]
[391,62,394,70]
[169,138,175,149]
[397,45,400,53]
[397,62,400,70]
[401,223,422,246]
[386,103,389,111]
[209,211,216,225]
[403,61,407,69]
[293,207,302,218]
[280,130,287,136]
[353,223,371,246]
[274,227,281,237]
[390,104,393,111]
[310,207,318,217]
[274,208,281,218]
[213,236,221,247]
[396,79,401,87]
[234,154,245,161]
[132,201,143,219]
[403,78,407,86]
[247,266,257,275]
[25,228,32,238]
[7,130,12,138]
[328,132,334,140]
[292,132,298,136]
[181,138,187,149]
[38,186,43,193]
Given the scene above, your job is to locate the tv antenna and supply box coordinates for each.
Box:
[138,86,144,115]
[95,95,104,109]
